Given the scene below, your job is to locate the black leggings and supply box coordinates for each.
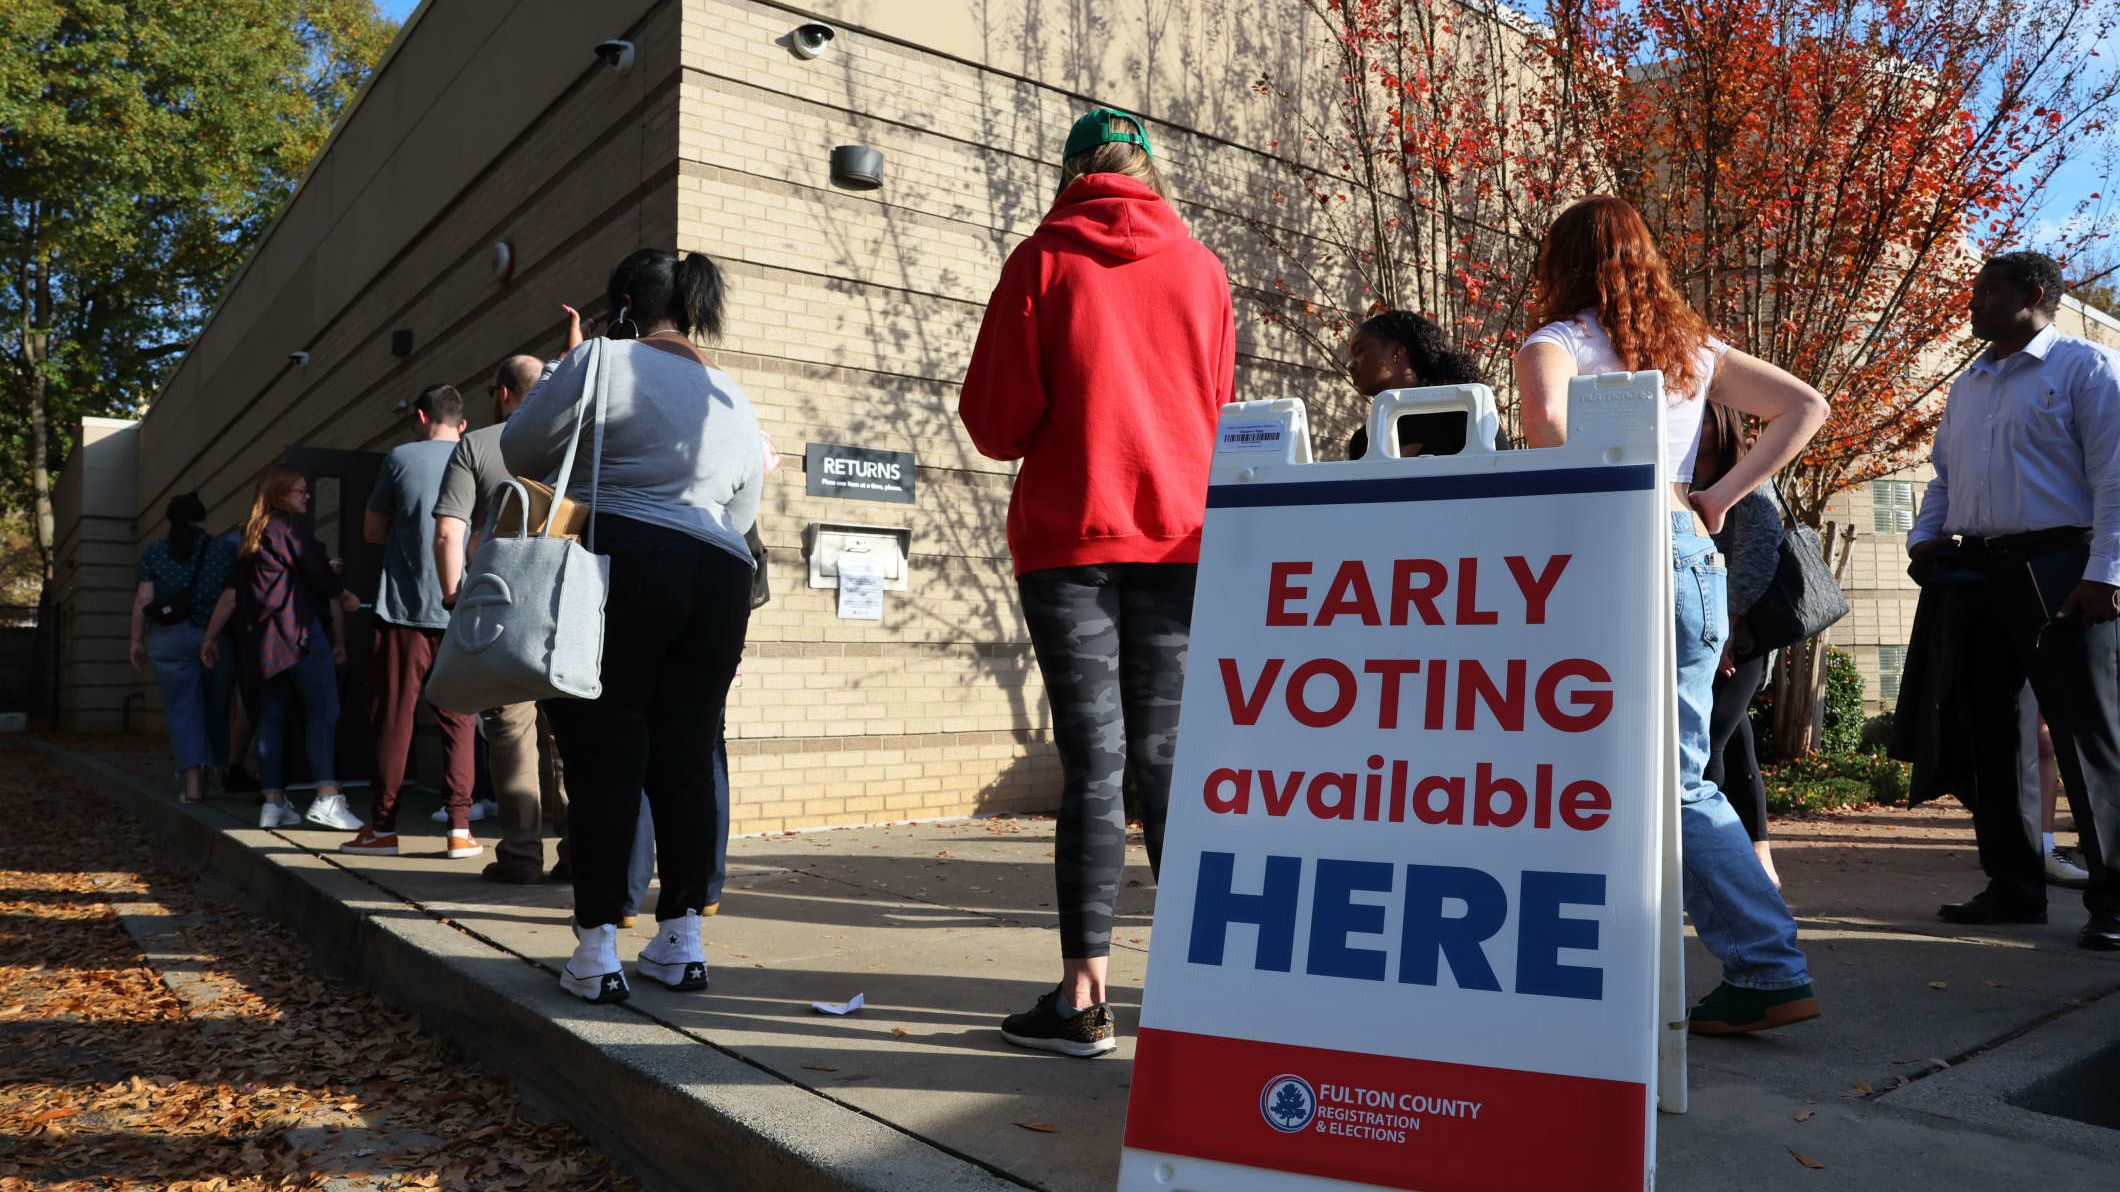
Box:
[1706,651,1769,842]
[545,515,752,928]
[1019,562,1196,959]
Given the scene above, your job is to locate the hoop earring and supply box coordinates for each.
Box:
[613,304,637,338]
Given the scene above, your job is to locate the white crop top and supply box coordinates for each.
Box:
[1523,310,1727,482]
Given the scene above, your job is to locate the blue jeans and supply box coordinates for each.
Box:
[147,622,213,771]
[1673,514,1810,991]
[203,631,235,768]
[255,621,340,793]
[620,719,731,918]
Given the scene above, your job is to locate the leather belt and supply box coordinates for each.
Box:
[1956,526,2091,556]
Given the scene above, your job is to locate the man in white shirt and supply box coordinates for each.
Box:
[1908,251,2120,950]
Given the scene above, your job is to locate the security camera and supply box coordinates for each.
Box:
[791,22,835,59]
[288,350,310,367]
[593,39,636,74]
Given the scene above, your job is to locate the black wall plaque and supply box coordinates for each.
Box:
[805,443,916,504]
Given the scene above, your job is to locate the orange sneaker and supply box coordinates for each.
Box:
[339,827,399,856]
[445,832,482,859]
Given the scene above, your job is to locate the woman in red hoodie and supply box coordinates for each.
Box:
[960,107,1235,1057]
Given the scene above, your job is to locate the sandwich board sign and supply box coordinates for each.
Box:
[1120,377,1683,1191]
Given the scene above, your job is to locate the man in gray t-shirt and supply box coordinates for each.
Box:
[338,384,483,860]
[434,355,571,883]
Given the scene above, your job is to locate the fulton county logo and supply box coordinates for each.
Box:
[1260,1074,1316,1133]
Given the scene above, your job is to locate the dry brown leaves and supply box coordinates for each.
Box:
[0,743,633,1191]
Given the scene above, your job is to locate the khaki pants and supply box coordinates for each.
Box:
[482,701,568,874]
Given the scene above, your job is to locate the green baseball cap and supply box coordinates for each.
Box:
[1065,106,1153,162]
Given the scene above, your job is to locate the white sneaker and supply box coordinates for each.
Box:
[561,923,630,1004]
[2048,847,2091,888]
[258,800,303,830]
[636,910,709,991]
[304,793,364,831]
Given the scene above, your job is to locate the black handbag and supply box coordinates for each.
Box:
[146,541,208,627]
[746,523,771,610]
[1739,505,1849,658]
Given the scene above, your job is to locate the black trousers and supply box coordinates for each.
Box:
[1960,543,2120,916]
[1705,651,1769,842]
[545,515,752,928]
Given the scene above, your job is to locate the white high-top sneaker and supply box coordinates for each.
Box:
[561,923,629,1004]
[636,909,709,991]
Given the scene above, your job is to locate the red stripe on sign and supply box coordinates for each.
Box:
[1124,1027,1646,1191]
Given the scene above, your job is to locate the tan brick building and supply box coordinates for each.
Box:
[48,0,1341,830]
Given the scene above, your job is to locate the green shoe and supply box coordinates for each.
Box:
[1688,981,1820,1036]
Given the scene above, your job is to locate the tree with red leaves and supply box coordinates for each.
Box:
[1255,0,2120,754]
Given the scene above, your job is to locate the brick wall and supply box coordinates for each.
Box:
[672,0,1342,829]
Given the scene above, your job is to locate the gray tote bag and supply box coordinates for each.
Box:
[426,339,612,713]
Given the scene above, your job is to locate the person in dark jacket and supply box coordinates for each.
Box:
[960,106,1235,1057]
[201,464,348,830]
[1693,402,1785,888]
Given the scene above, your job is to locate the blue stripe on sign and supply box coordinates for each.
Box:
[1206,464,1657,508]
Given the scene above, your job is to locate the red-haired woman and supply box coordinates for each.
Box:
[201,464,351,831]
[1516,195,1828,1035]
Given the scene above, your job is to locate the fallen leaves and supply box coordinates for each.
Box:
[1015,1121,1060,1133]
[1841,1079,1873,1098]
[1792,1107,1814,1122]
[0,741,635,1192]
[1927,980,1947,990]
[1791,1149,1825,1169]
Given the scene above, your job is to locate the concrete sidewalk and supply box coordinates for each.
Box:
[39,734,2120,1190]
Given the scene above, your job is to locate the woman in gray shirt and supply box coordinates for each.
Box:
[502,248,762,1004]
[1697,402,1786,889]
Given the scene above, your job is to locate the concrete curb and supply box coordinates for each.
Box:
[34,741,1027,1192]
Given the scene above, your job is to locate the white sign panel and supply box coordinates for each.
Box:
[1122,378,1671,1192]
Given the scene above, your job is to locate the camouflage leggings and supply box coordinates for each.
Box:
[1019,562,1197,959]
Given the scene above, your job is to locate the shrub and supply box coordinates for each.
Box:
[1771,751,1912,807]
[1822,647,1864,754]
[1860,710,1896,754]
[1766,775,1871,815]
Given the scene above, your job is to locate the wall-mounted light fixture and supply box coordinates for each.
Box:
[830,145,883,190]
[489,241,515,282]
[391,329,414,358]
[288,350,311,367]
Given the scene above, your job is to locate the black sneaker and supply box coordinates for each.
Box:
[1001,989,1117,1057]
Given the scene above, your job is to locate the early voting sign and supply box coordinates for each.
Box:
[1121,378,1674,1192]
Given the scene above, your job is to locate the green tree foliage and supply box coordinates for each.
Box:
[0,0,397,570]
